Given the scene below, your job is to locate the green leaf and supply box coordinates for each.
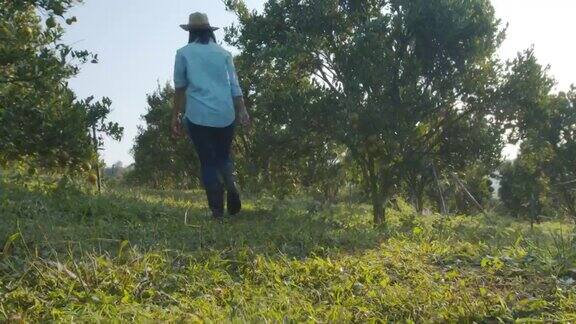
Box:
[3,233,21,256]
[118,240,130,258]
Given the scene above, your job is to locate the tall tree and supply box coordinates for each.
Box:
[129,85,201,189]
[497,50,576,220]
[0,0,122,170]
[230,54,347,198]
[226,0,504,224]
[406,114,502,214]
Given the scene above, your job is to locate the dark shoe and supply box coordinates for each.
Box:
[218,162,241,215]
[211,208,224,220]
[227,190,242,216]
[206,187,224,220]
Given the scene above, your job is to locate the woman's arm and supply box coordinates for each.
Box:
[227,53,250,126]
[234,96,250,127]
[172,51,188,138]
[172,87,186,138]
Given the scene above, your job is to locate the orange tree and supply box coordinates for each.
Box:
[226,0,504,224]
[229,54,348,199]
[0,0,122,171]
[409,120,502,215]
[497,51,576,220]
[128,85,201,189]
[128,74,347,197]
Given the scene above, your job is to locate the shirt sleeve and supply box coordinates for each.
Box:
[226,53,243,97]
[173,51,188,89]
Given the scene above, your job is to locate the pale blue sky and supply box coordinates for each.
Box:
[62,0,575,165]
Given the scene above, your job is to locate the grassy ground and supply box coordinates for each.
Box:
[1,174,575,322]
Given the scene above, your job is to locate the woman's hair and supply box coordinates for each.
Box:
[189,29,216,44]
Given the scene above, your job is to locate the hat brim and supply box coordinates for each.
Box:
[180,24,219,31]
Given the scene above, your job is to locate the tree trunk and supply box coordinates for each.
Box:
[407,178,419,213]
[416,191,424,215]
[360,165,371,198]
[367,159,385,225]
[560,188,576,220]
[92,125,102,194]
[372,191,385,225]
[415,180,426,215]
[432,163,447,215]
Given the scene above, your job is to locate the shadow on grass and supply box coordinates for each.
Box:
[1,182,384,260]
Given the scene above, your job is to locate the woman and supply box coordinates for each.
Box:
[172,12,250,220]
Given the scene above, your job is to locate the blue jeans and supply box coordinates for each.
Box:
[185,118,236,192]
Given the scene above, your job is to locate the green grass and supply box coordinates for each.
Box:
[1,175,575,322]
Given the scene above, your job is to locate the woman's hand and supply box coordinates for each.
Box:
[172,88,186,139]
[238,108,251,127]
[233,96,251,128]
[171,117,183,139]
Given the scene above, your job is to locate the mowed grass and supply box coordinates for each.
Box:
[1,176,575,322]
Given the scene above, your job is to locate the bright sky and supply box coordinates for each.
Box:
[62,0,575,165]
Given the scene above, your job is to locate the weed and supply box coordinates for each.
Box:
[0,177,575,322]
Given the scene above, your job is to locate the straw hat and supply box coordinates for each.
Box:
[180,12,219,31]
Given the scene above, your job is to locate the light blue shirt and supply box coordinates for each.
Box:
[174,41,243,128]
